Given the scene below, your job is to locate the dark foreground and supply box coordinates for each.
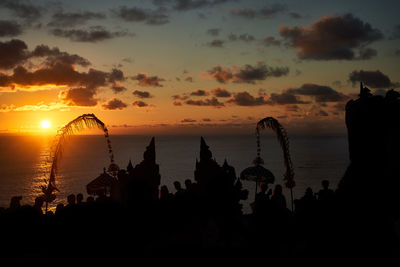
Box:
[1,84,400,265]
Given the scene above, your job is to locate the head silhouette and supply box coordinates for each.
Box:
[173,181,182,191]
[322,180,330,190]
[76,193,83,204]
[67,194,76,205]
[160,185,170,198]
[184,179,192,190]
[274,184,283,195]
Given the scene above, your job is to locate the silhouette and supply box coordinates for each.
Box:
[2,90,400,264]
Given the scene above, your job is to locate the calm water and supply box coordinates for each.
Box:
[0,134,349,213]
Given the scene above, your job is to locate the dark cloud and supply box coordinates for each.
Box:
[108,68,125,83]
[111,83,127,93]
[228,33,255,42]
[396,48,400,56]
[269,92,309,104]
[202,118,211,121]
[59,87,97,106]
[286,83,348,102]
[280,13,383,60]
[112,6,169,25]
[358,48,378,60]
[0,39,28,69]
[317,109,329,116]
[172,94,189,100]
[51,26,130,43]
[133,100,151,107]
[132,73,165,87]
[390,24,400,40]
[181,118,196,123]
[262,36,281,46]
[207,39,224,48]
[30,45,91,67]
[190,89,209,96]
[133,90,153,98]
[211,87,231,97]
[230,4,287,19]
[0,0,43,22]
[48,11,106,28]
[0,39,91,70]
[185,97,224,107]
[102,98,128,110]
[208,63,289,84]
[227,91,269,106]
[207,28,220,36]
[289,12,303,19]
[0,20,23,37]
[154,0,232,11]
[349,70,394,88]
[184,76,193,82]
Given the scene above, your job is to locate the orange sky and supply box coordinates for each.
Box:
[0,0,399,135]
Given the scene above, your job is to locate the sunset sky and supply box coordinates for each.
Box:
[0,0,399,135]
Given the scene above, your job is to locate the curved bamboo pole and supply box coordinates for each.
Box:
[42,114,114,211]
[256,117,295,210]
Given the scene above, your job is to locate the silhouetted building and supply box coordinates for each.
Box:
[120,137,161,205]
[194,137,247,217]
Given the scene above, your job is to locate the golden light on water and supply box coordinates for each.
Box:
[41,120,51,129]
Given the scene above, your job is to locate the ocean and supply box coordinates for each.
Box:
[0,134,349,213]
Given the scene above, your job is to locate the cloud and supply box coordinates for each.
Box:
[133,100,153,107]
[280,13,383,60]
[396,48,400,56]
[286,83,348,102]
[316,109,329,116]
[172,94,189,100]
[0,0,43,22]
[108,68,125,83]
[207,63,289,83]
[390,24,400,39]
[0,20,23,37]
[133,90,153,98]
[230,4,287,19]
[227,91,269,106]
[0,102,69,112]
[228,33,255,42]
[102,98,128,110]
[59,87,97,106]
[132,73,164,87]
[190,89,209,96]
[207,39,224,48]
[112,6,169,25]
[185,97,224,107]
[154,0,232,11]
[207,28,220,36]
[111,83,127,93]
[269,92,309,104]
[0,39,90,70]
[181,118,196,123]
[211,87,231,97]
[51,26,130,42]
[30,45,91,67]
[289,12,303,19]
[349,70,395,88]
[48,11,106,27]
[0,39,28,69]
[262,36,281,46]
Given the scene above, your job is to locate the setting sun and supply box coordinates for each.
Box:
[41,120,51,129]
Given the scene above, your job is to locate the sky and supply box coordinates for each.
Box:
[0,0,399,135]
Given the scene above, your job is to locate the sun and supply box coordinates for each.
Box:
[41,120,51,129]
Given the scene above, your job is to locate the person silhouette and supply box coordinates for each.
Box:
[317,180,335,203]
[76,193,84,205]
[271,184,286,210]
